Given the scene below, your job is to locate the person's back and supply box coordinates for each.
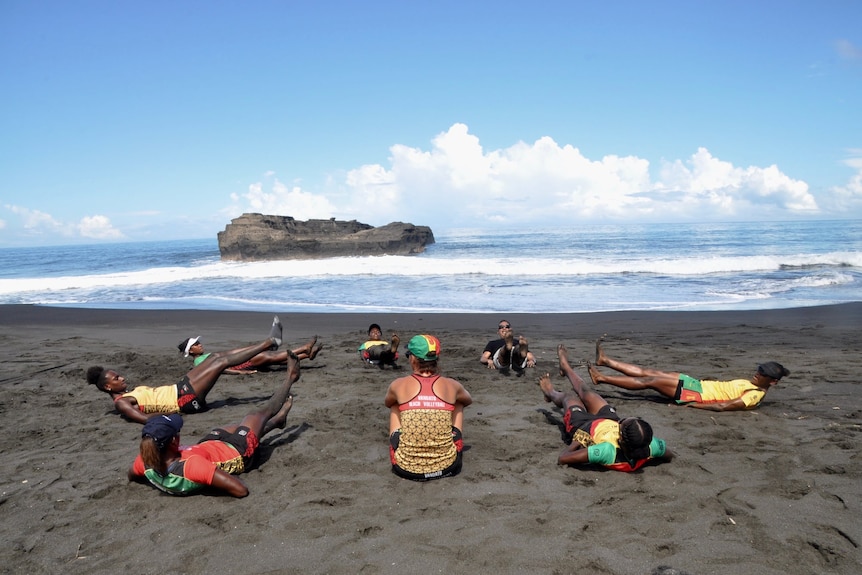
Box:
[387,372,464,405]
[390,372,461,473]
[385,335,472,481]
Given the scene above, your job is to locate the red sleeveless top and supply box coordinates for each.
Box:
[398,374,455,412]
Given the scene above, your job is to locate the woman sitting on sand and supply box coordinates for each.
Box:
[128,352,300,497]
[588,339,790,412]
[537,344,672,472]
[179,333,322,374]
[384,335,473,481]
[87,317,284,424]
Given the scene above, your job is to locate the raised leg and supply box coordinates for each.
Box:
[187,337,278,398]
[587,360,680,398]
[557,344,608,413]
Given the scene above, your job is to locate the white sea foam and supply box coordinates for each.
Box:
[1,221,859,312]
[2,251,859,297]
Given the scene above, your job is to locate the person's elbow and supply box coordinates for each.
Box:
[223,480,250,498]
[557,454,574,466]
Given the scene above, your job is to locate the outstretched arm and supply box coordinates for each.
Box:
[685,398,750,412]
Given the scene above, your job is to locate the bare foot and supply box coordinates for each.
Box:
[516,334,526,353]
[537,373,555,402]
[286,350,301,383]
[390,333,400,353]
[587,362,603,385]
[296,335,319,357]
[595,338,608,366]
[309,343,323,360]
[557,344,570,376]
[273,395,294,429]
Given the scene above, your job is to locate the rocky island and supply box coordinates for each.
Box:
[217,213,435,261]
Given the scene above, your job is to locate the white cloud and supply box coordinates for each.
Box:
[7,205,67,232]
[336,124,819,227]
[228,124,855,230]
[658,148,818,214]
[2,205,124,242]
[822,150,862,212]
[78,215,125,240]
[228,178,338,220]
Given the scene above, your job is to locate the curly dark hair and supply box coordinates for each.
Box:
[86,366,107,390]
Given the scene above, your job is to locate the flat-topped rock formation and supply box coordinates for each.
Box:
[217,213,435,261]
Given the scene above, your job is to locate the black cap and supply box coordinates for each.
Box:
[141,414,183,449]
[758,362,790,380]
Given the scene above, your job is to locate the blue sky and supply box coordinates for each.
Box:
[1,1,861,246]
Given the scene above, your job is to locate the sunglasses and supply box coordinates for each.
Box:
[498,324,511,329]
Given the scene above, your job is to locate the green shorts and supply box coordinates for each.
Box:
[674,374,704,404]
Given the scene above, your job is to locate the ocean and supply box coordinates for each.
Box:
[1,220,860,314]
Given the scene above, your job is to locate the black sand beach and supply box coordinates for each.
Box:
[1,303,860,575]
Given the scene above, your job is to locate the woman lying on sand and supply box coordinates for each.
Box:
[537,344,673,472]
[128,352,300,497]
[179,332,322,374]
[588,339,790,412]
[87,317,284,424]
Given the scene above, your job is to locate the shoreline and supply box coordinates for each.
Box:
[2,299,859,337]
[1,303,860,574]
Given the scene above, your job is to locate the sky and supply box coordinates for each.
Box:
[1,1,861,247]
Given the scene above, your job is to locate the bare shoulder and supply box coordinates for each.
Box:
[387,374,416,389]
[439,375,466,388]
[435,375,470,402]
[385,375,420,401]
